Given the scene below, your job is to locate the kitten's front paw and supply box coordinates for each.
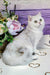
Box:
[32,54,38,60]
[32,52,38,60]
[33,50,39,54]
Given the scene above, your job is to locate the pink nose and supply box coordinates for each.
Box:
[39,22,41,25]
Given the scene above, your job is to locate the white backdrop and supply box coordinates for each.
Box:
[0,0,50,11]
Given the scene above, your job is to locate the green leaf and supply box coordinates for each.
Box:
[7,39,10,41]
[1,27,5,30]
[0,43,3,46]
[10,40,13,42]
[0,20,3,24]
[3,23,6,26]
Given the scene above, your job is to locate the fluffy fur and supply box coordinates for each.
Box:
[2,12,45,66]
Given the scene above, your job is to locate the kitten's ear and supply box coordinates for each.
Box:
[28,15,32,21]
[38,12,41,16]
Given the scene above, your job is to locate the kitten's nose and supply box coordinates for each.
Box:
[39,22,41,25]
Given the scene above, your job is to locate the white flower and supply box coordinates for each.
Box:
[0,24,5,35]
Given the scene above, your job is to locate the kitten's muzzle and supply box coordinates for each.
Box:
[39,22,41,25]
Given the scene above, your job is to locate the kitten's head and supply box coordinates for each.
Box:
[28,12,45,29]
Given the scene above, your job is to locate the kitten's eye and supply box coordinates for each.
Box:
[40,19,42,21]
[34,20,37,23]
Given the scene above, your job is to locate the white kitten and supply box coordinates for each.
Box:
[2,12,45,66]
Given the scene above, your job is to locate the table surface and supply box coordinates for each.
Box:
[0,48,50,75]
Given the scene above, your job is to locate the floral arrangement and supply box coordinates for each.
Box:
[0,17,24,46]
[0,0,24,46]
[0,20,13,46]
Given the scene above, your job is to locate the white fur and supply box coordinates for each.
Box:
[2,13,45,66]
